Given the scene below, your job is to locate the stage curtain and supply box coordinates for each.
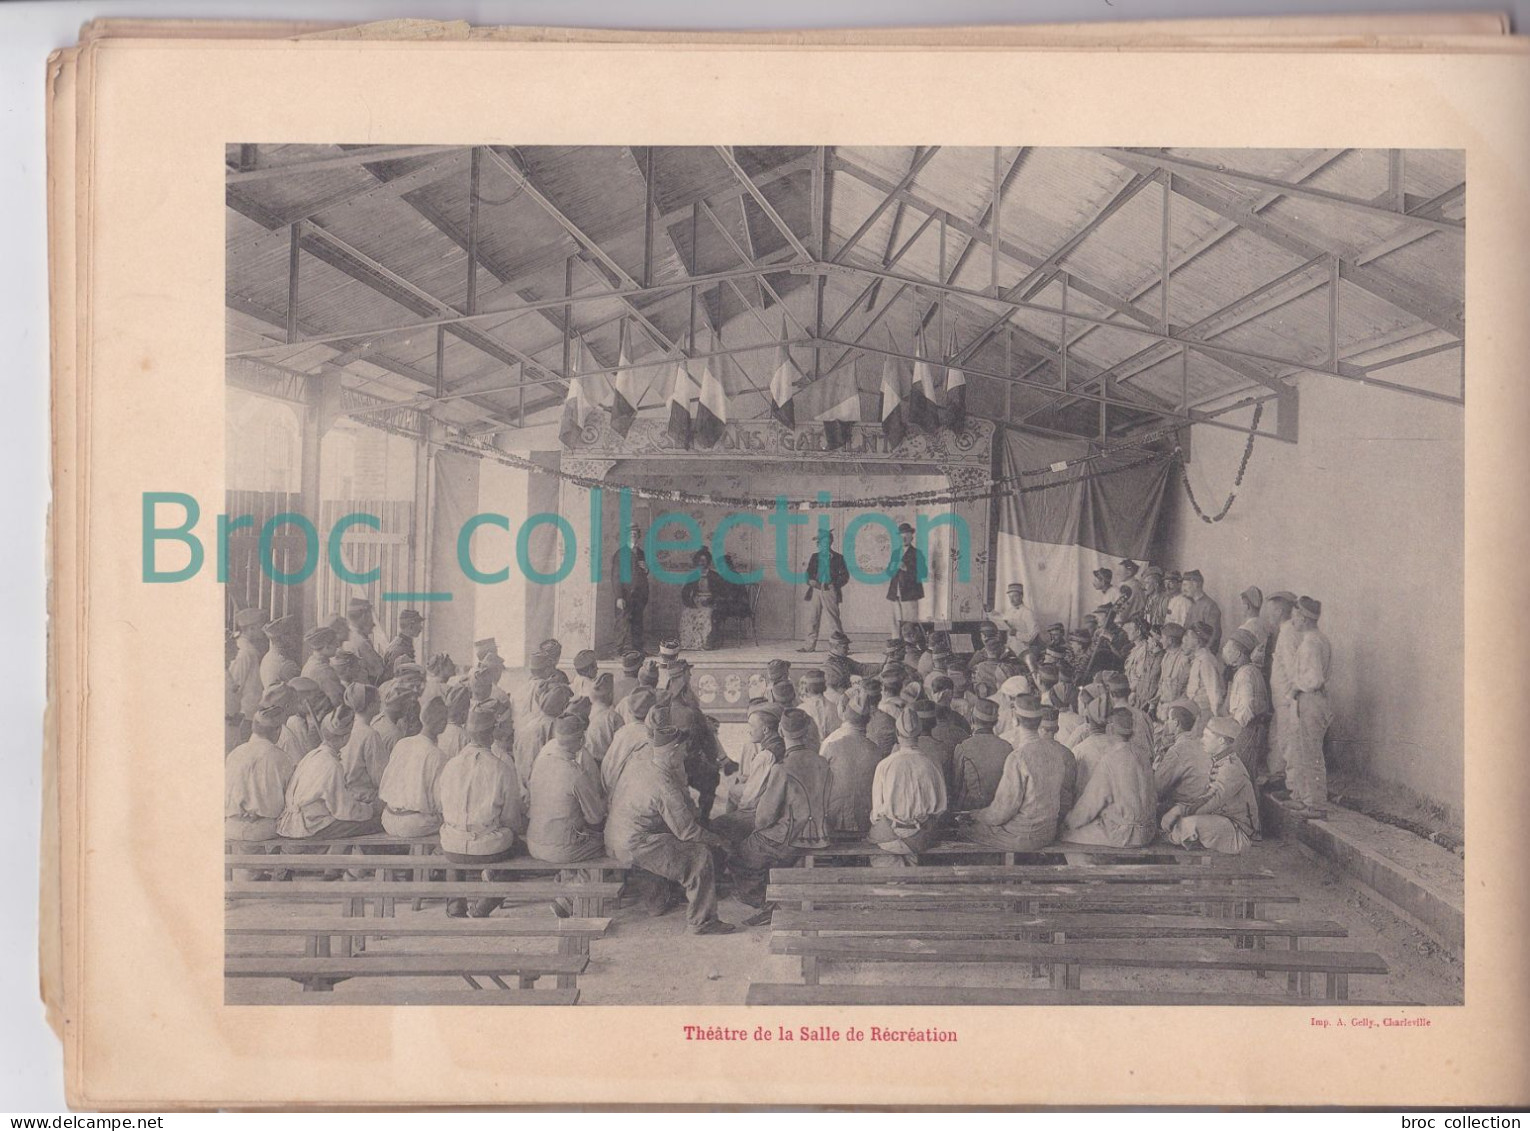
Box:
[994,431,1173,631]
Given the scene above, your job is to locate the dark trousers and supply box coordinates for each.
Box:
[728,833,801,907]
[614,601,647,655]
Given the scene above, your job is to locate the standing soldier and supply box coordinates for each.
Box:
[613,523,650,655]
[885,522,926,635]
[381,609,424,685]
[345,597,386,685]
[799,529,850,654]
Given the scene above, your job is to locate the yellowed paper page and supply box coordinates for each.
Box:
[49,29,1529,1109]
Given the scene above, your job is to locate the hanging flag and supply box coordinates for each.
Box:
[941,329,968,431]
[665,360,696,448]
[695,349,727,449]
[558,337,597,449]
[907,328,938,433]
[879,351,907,450]
[821,363,861,451]
[609,320,638,438]
[769,314,797,427]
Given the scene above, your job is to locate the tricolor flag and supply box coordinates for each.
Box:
[907,329,939,433]
[821,363,861,451]
[558,337,599,449]
[879,351,907,450]
[666,360,697,448]
[609,320,639,438]
[769,315,798,427]
[940,330,967,431]
[695,350,727,449]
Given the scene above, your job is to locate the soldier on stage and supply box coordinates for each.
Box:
[612,523,650,655]
[885,522,926,634]
[799,529,851,653]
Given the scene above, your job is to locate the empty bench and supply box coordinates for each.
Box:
[799,839,1223,867]
[225,983,580,1006]
[746,984,1404,1007]
[225,914,612,958]
[226,879,624,919]
[225,953,589,993]
[768,934,1388,1000]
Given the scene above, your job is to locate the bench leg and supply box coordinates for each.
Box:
[1065,964,1082,991]
[1288,936,1301,994]
[519,975,536,990]
[488,975,512,991]
[1328,973,1349,1001]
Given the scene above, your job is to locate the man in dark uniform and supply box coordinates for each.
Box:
[799,529,851,653]
[885,521,925,635]
[612,523,650,655]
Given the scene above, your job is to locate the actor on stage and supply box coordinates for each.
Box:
[886,522,925,633]
[800,529,851,653]
[613,523,650,654]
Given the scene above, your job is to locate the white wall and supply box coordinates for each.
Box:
[1166,373,1464,821]
[474,458,533,665]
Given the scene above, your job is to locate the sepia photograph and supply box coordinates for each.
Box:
[219,142,1465,1009]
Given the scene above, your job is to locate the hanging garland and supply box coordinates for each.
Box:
[1176,402,1263,523]
[448,423,1184,513]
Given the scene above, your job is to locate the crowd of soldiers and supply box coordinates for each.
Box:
[224,561,1334,936]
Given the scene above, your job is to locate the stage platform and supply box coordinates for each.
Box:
[596,639,974,721]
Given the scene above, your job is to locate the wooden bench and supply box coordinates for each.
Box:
[226,853,626,883]
[799,839,1221,867]
[769,864,1273,885]
[226,834,436,855]
[768,934,1388,999]
[765,879,1297,916]
[746,983,1404,1007]
[225,982,580,1006]
[225,879,623,919]
[771,909,1346,944]
[225,952,589,992]
[225,915,612,960]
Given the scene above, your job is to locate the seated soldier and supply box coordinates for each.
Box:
[865,672,900,760]
[605,718,735,934]
[601,687,657,796]
[928,674,971,747]
[1060,708,1156,847]
[960,695,1073,852]
[949,698,1013,812]
[819,685,880,840]
[795,670,840,746]
[1153,701,1211,820]
[225,694,298,879]
[277,706,383,873]
[527,712,609,917]
[911,697,955,787]
[570,649,600,702]
[714,704,785,844]
[583,673,621,769]
[378,696,450,838]
[729,709,832,923]
[613,650,645,706]
[437,704,525,918]
[438,683,472,760]
[1162,715,1261,854]
[868,707,949,857]
[514,681,572,794]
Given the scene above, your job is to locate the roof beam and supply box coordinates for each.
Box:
[1097,148,1464,234]
[226,145,462,184]
[225,261,796,360]
[714,146,815,261]
[831,146,940,264]
[1102,156,1465,338]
